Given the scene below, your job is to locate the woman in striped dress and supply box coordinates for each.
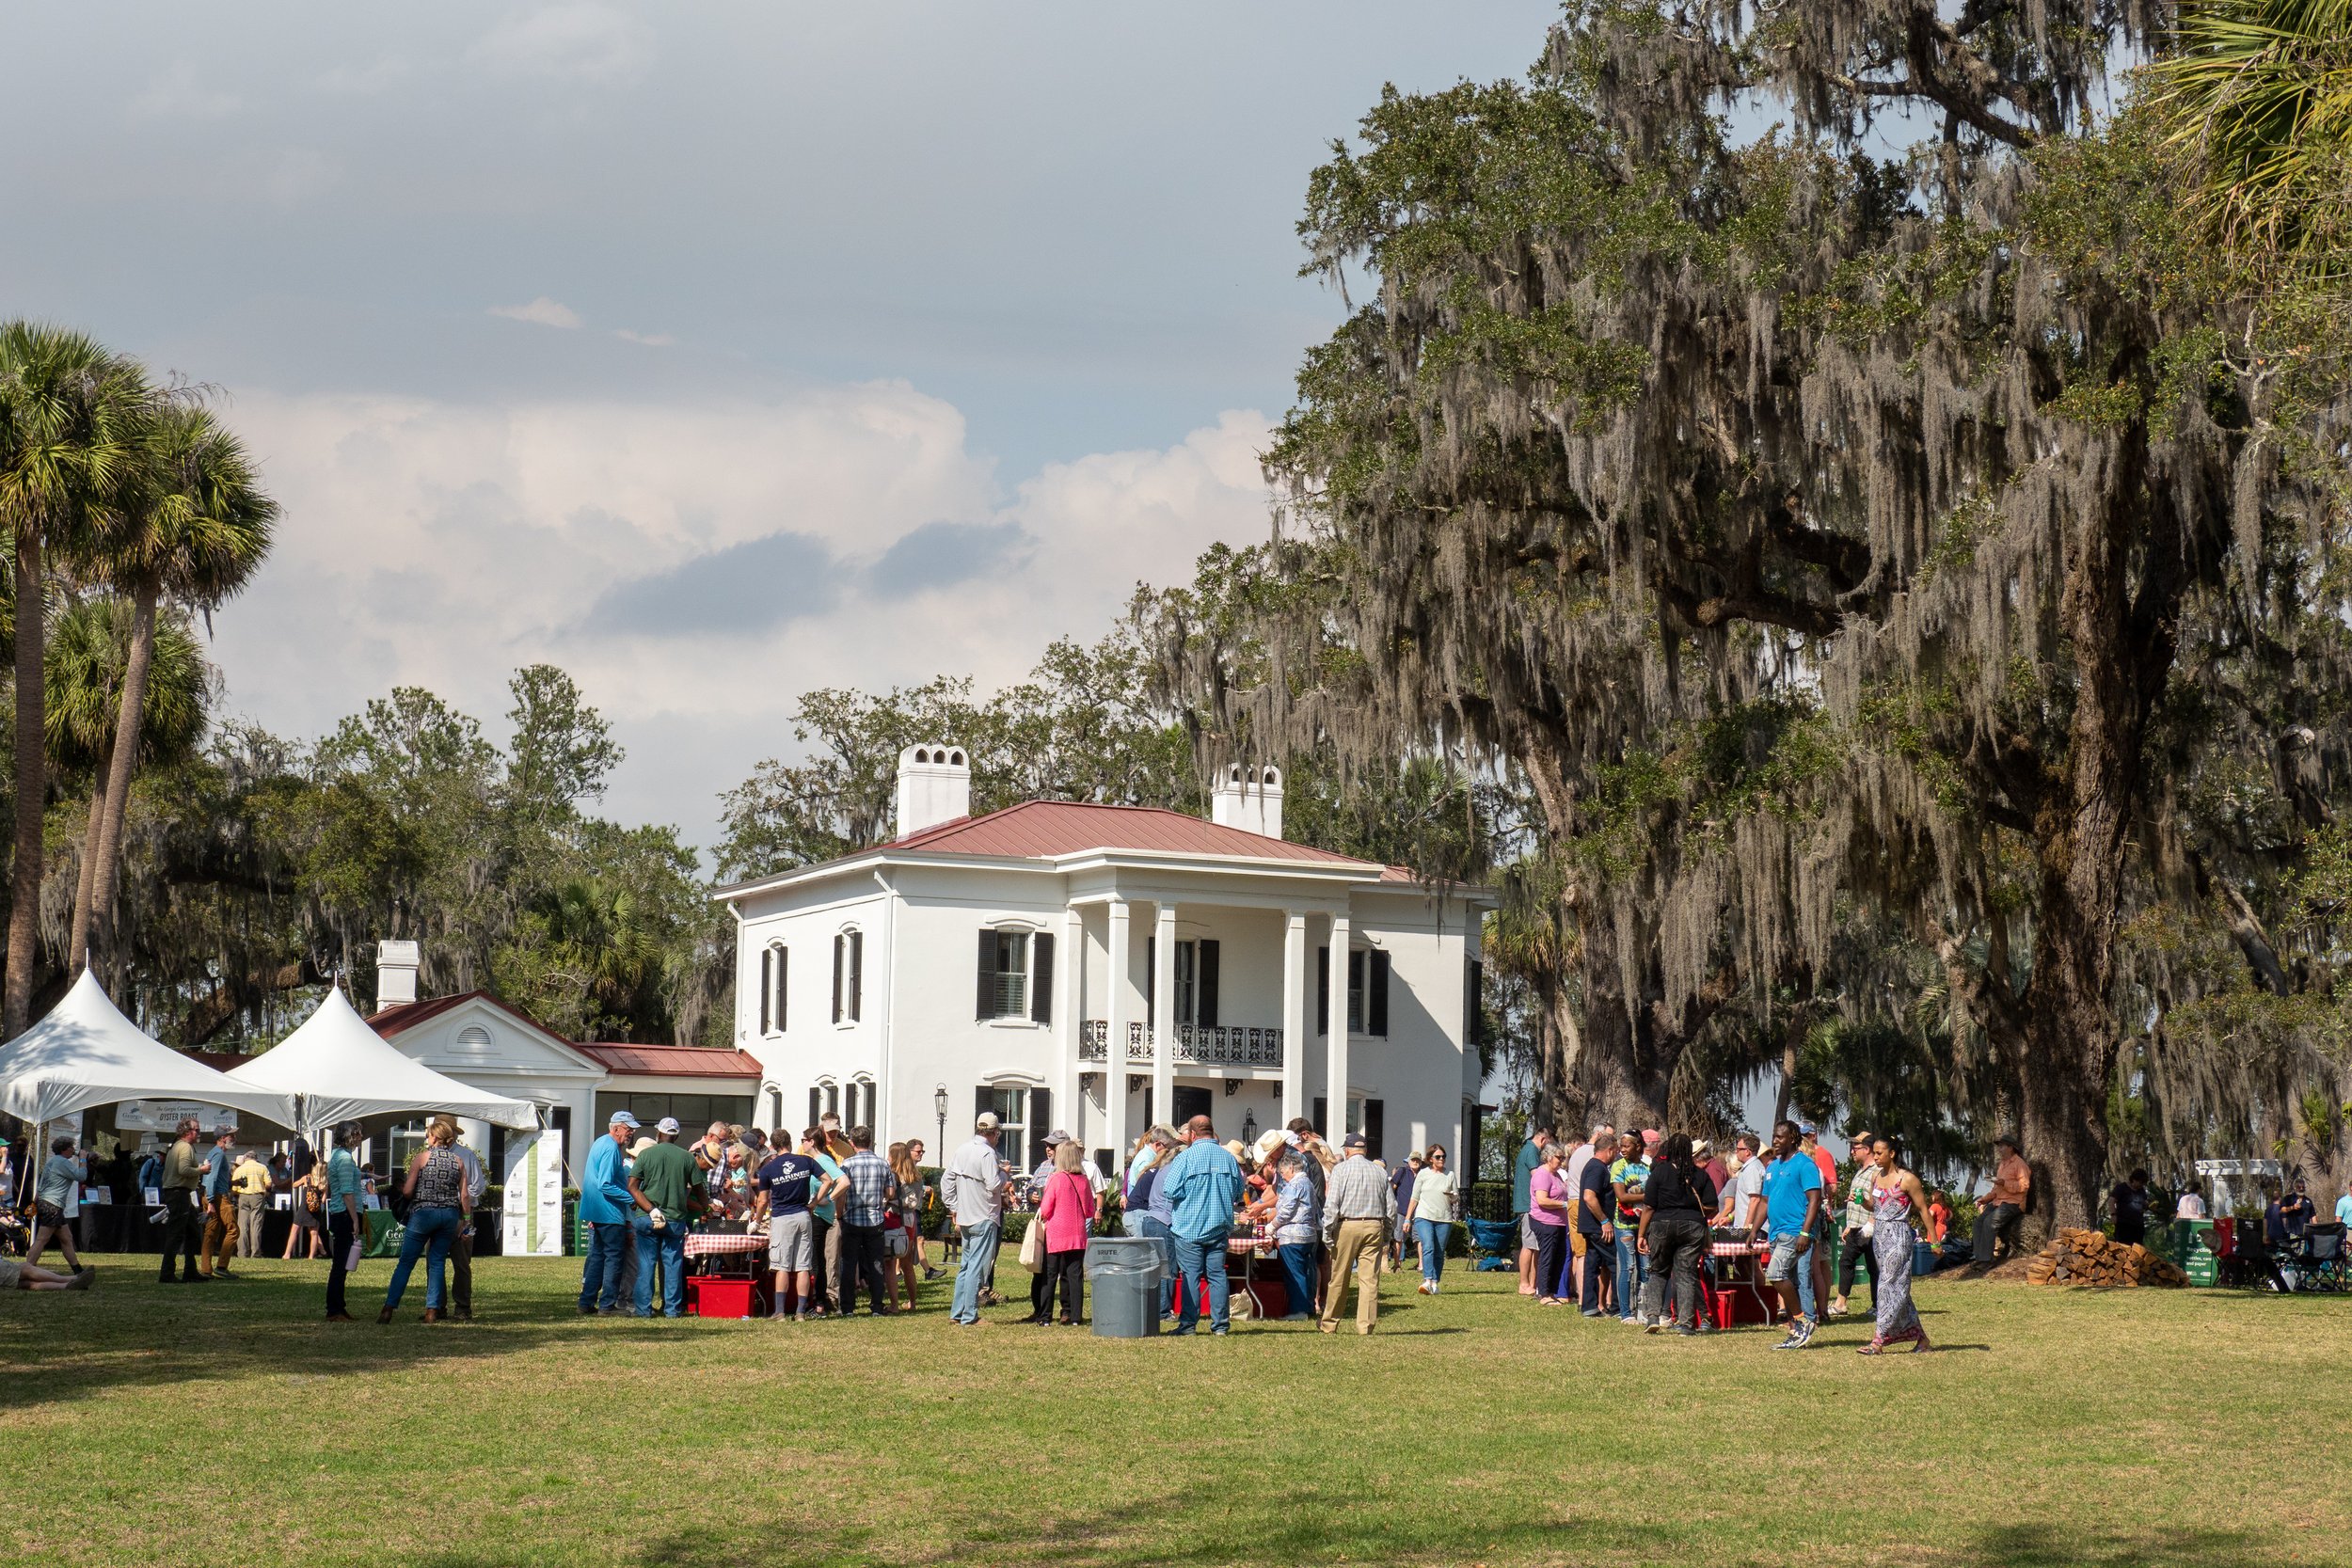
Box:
[1859,1135,1932,1354]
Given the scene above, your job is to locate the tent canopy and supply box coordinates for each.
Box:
[225,986,539,1133]
[0,969,297,1129]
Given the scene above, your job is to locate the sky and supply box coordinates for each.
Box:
[0,2,1563,852]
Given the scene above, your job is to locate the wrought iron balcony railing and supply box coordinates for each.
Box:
[1077,1019,1283,1069]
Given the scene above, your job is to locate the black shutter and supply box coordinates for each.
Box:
[1313,1096,1328,1139]
[1368,950,1391,1037]
[1197,940,1219,1028]
[808,1086,819,1128]
[1317,947,1330,1036]
[1466,958,1485,1047]
[848,931,864,1022]
[1029,1088,1052,1168]
[1031,932,1055,1024]
[1145,940,1156,1014]
[975,1085,992,1134]
[1365,1099,1385,1163]
[1348,950,1365,1033]
[832,935,844,1023]
[759,948,772,1035]
[977,927,997,1021]
[775,946,787,1034]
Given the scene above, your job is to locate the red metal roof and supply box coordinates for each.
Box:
[576,1042,763,1079]
[878,800,1380,868]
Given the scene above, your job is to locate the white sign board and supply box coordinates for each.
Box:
[501,1127,565,1256]
[115,1101,240,1134]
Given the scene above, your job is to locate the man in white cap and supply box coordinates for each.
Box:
[627,1117,697,1318]
[943,1111,1011,1324]
[577,1110,639,1315]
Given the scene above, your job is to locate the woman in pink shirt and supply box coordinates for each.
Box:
[1032,1141,1100,1326]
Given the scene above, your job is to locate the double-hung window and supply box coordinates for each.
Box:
[977,926,1054,1023]
[758,943,787,1035]
[832,931,863,1024]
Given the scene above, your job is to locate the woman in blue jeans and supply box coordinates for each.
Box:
[1269,1149,1321,1319]
[1125,1127,1179,1319]
[378,1121,471,1324]
[1404,1145,1458,1293]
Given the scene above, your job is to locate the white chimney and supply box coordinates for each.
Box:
[896,743,973,838]
[1209,763,1284,840]
[375,940,420,1013]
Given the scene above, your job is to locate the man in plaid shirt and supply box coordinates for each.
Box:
[834,1125,899,1316]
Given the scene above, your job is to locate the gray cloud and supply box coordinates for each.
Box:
[866,519,1031,599]
[590,529,845,635]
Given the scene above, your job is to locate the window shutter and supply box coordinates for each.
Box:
[832,935,844,1024]
[1364,1098,1385,1163]
[1466,958,1484,1047]
[1368,950,1391,1037]
[1312,1097,1328,1139]
[1316,947,1329,1037]
[1029,1088,1052,1168]
[1347,950,1364,1033]
[1145,940,1155,1014]
[848,931,864,1022]
[774,946,787,1034]
[1031,932,1055,1024]
[808,1087,820,1128]
[1197,939,1219,1028]
[975,1085,992,1137]
[977,927,997,1021]
[759,948,772,1035]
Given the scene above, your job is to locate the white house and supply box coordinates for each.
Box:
[715,747,1495,1177]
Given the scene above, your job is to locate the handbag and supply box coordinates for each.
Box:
[1018,1215,1044,1268]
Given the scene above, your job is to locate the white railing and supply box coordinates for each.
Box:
[1077,1019,1283,1069]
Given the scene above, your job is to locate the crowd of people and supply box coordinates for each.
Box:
[1511,1119,1939,1354]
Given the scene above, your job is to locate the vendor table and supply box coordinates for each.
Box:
[683,1230,766,1274]
[1706,1240,1782,1328]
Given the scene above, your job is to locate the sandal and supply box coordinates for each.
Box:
[1856,1338,1885,1355]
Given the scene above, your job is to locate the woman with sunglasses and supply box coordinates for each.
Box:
[1404,1145,1458,1294]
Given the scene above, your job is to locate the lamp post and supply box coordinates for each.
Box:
[1241,1107,1258,1148]
[933,1084,948,1155]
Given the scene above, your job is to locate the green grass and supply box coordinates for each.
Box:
[3,1254,2346,1567]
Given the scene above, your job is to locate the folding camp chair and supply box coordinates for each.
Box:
[2296,1224,2346,1292]
[1465,1216,1518,1272]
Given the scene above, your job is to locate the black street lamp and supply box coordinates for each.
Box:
[933,1084,948,1156]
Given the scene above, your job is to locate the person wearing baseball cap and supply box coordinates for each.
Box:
[627,1117,696,1318]
[1318,1132,1396,1334]
[944,1111,1012,1325]
[577,1110,641,1314]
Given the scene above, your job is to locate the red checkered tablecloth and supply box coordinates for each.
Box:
[683,1231,767,1258]
[1710,1241,1769,1258]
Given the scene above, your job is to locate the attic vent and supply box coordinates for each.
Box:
[455,1024,493,1052]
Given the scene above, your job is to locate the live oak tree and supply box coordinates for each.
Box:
[1187,0,2350,1225]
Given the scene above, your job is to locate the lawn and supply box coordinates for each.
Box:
[2,1254,2344,1568]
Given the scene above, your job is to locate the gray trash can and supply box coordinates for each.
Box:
[1086,1235,1164,1338]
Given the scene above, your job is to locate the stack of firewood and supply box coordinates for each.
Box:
[2023,1227,2188,1288]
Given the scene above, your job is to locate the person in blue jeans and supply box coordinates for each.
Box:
[576,1111,640,1314]
[1126,1127,1180,1320]
[1576,1131,1619,1315]
[378,1125,472,1323]
[1161,1116,1245,1335]
[1269,1148,1321,1319]
[628,1118,699,1318]
[943,1114,1012,1325]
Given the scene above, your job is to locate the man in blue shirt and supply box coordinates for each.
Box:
[755,1132,826,1320]
[1160,1115,1245,1336]
[1747,1119,1824,1348]
[199,1131,239,1280]
[576,1111,639,1314]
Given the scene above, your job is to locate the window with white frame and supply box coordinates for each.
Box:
[976,926,1054,1023]
[832,930,863,1024]
[759,942,787,1035]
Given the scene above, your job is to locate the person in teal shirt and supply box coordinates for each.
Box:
[1513,1128,1551,1296]
[323,1127,367,1320]
[809,1137,846,1315]
[1160,1117,1245,1335]
[1610,1136,1653,1323]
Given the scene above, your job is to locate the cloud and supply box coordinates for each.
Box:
[868,520,1032,599]
[592,530,847,634]
[204,386,1270,847]
[489,296,583,329]
[264,150,342,205]
[466,5,653,86]
[612,328,675,347]
[132,62,241,120]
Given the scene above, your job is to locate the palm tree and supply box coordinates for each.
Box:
[2139,0,2352,273]
[47,595,213,974]
[0,324,147,1035]
[70,404,272,971]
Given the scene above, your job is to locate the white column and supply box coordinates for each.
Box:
[1327,912,1351,1136]
[1152,901,1178,1133]
[1280,910,1307,1128]
[1105,897,1132,1165]
[1060,906,1085,1165]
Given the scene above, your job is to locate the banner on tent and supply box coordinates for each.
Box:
[116,1101,239,1133]
[502,1127,565,1256]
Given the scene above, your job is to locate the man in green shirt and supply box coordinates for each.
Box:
[628,1117,698,1318]
[1513,1127,1552,1297]
[156,1120,208,1284]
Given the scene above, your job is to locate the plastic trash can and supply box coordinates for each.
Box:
[1086,1235,1164,1338]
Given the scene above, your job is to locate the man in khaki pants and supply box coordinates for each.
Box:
[1319,1133,1398,1335]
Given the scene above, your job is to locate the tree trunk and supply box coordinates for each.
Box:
[5,533,44,1038]
[82,578,156,973]
[66,738,109,971]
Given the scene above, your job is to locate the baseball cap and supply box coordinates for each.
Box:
[1342,1132,1367,1150]
[656,1117,681,1135]
[1797,1120,1818,1136]
[1043,1129,1073,1146]
[1641,1129,1661,1149]
[609,1111,641,1129]
[975,1111,1000,1132]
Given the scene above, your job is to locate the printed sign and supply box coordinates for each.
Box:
[115,1101,240,1134]
[501,1127,565,1256]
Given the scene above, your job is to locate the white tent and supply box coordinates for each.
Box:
[0,969,298,1129]
[224,985,539,1135]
